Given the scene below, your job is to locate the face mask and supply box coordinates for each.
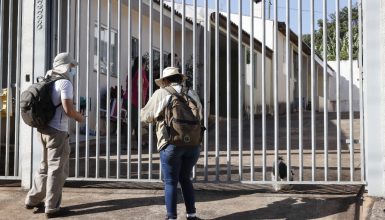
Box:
[69,67,77,77]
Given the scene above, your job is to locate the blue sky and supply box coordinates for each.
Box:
[166,0,358,34]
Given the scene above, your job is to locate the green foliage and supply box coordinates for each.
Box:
[302,4,359,61]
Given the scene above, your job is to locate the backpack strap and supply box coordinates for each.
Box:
[164,86,199,109]
[164,86,179,97]
[164,86,191,100]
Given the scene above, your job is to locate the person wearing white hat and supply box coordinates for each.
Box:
[141,67,203,220]
[25,52,85,218]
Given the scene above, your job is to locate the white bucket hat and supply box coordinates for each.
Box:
[52,52,78,74]
[155,67,188,88]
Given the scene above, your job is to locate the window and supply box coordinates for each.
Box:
[153,49,160,72]
[246,48,250,64]
[94,23,118,76]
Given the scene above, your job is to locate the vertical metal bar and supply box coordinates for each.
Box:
[117,0,122,179]
[181,0,187,176]
[285,0,291,182]
[323,0,328,181]
[51,0,57,59]
[192,0,197,180]
[348,0,354,182]
[273,0,278,182]
[203,0,208,181]
[5,0,14,176]
[171,0,174,66]
[238,0,243,181]
[85,0,91,178]
[182,0,185,76]
[159,0,163,180]
[14,0,23,176]
[215,0,220,182]
[358,0,365,181]
[160,0,164,78]
[75,0,81,178]
[336,0,341,182]
[96,0,101,178]
[127,0,132,179]
[298,0,303,181]
[148,0,153,180]
[226,0,231,182]
[66,0,71,52]
[106,0,112,179]
[58,0,62,52]
[310,0,316,182]
[193,0,197,90]
[0,0,4,167]
[262,0,267,181]
[250,0,255,182]
[138,0,142,179]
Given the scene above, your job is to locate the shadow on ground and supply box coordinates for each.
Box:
[216,196,357,220]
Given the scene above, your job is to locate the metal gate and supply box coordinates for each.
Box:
[1,0,366,186]
[0,0,22,180]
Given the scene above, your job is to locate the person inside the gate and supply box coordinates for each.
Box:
[24,52,85,218]
[123,56,149,146]
[141,67,203,220]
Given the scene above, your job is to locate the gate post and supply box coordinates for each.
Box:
[362,0,385,197]
[20,0,51,189]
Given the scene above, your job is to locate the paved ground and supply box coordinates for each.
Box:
[0,182,365,220]
[364,196,385,220]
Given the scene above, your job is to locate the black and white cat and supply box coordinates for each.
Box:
[271,156,294,191]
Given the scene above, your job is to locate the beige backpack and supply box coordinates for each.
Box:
[164,86,202,147]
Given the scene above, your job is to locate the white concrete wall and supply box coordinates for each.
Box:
[227,14,275,50]
[244,51,273,115]
[20,0,37,189]
[230,13,331,114]
[363,0,385,197]
[380,0,385,197]
[327,60,360,112]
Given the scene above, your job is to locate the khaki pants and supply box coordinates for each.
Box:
[25,127,70,213]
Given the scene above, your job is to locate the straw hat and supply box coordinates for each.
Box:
[52,52,78,74]
[155,67,188,88]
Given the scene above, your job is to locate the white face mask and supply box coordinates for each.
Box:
[69,67,77,77]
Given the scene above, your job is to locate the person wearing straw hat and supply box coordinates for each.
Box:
[24,52,85,218]
[141,67,203,220]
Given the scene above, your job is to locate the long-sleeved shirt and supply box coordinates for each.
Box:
[141,83,202,151]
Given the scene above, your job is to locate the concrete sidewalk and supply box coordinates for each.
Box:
[0,182,365,220]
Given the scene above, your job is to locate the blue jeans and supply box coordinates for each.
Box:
[160,144,200,219]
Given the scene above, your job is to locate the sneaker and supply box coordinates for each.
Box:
[25,202,45,214]
[187,217,202,220]
[25,202,44,210]
[45,208,72,219]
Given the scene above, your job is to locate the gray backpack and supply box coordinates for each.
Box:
[164,86,202,147]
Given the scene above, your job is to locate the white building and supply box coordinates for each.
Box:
[66,0,203,133]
